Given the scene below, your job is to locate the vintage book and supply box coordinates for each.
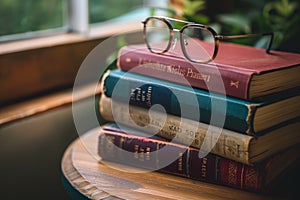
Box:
[117,43,300,100]
[101,69,300,134]
[99,95,300,165]
[98,123,300,193]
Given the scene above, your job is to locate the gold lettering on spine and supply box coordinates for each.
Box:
[186,68,211,82]
[130,86,152,107]
[136,88,141,101]
[138,58,167,72]
[130,88,136,101]
[146,147,151,161]
[134,145,139,159]
[178,153,183,171]
[201,157,208,178]
[166,65,186,76]
[139,147,145,161]
[137,58,211,82]
[230,80,239,88]
[134,145,152,162]
[228,161,237,185]
[125,57,131,63]
[245,168,258,188]
[146,86,152,107]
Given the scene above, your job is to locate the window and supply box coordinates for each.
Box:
[0,0,168,42]
[0,0,167,106]
[89,0,144,23]
[0,0,65,41]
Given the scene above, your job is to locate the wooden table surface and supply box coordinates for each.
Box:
[61,127,292,200]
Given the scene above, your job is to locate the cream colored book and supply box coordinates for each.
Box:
[99,94,300,165]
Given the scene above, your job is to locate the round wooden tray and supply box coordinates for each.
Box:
[61,128,275,200]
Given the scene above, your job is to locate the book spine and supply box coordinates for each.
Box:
[98,127,263,192]
[117,46,252,100]
[99,95,253,165]
[102,70,256,134]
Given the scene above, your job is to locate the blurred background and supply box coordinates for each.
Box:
[1,0,299,52]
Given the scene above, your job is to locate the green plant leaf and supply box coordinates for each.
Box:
[184,14,209,24]
[183,1,206,16]
[217,14,251,33]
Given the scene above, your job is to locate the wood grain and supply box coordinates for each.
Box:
[0,84,101,126]
[61,128,280,200]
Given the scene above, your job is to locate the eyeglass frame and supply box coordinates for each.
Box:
[142,16,274,63]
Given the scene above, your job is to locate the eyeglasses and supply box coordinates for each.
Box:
[142,16,274,63]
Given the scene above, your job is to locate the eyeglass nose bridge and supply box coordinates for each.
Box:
[168,28,183,51]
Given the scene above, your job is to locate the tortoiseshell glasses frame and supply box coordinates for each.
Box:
[142,16,274,63]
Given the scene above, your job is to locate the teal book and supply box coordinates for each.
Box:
[101,69,300,135]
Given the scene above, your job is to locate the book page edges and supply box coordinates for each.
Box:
[99,94,252,165]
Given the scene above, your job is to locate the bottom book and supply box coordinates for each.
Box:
[98,123,300,193]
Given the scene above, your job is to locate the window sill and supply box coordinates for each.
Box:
[0,21,142,125]
[0,83,101,127]
[0,21,141,55]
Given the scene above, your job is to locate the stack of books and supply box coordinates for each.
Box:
[97,41,300,193]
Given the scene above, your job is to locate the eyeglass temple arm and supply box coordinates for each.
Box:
[216,32,274,53]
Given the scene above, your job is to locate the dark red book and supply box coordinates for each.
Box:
[117,42,300,100]
[98,123,300,193]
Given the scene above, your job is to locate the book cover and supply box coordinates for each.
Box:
[117,43,300,100]
[98,123,300,193]
[101,69,300,134]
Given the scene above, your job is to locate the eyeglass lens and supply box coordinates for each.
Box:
[181,26,215,63]
[144,18,171,53]
[144,17,216,63]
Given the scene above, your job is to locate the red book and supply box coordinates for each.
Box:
[117,43,300,100]
[98,124,300,193]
